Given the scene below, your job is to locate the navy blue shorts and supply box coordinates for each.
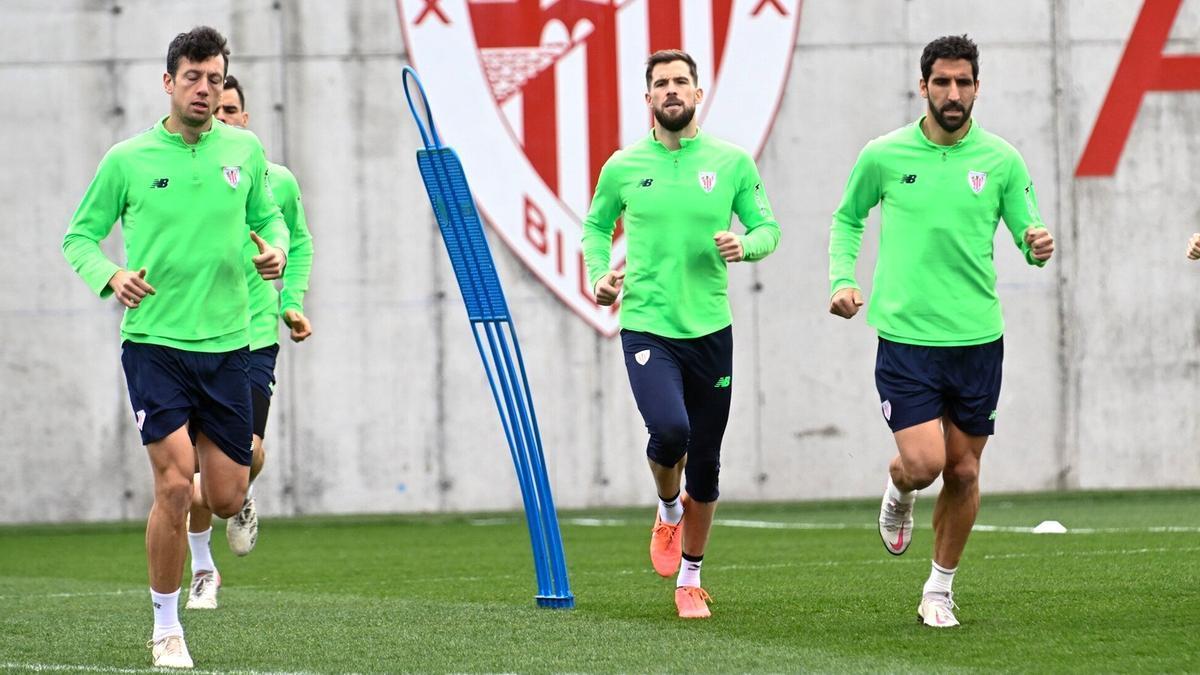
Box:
[248,344,279,399]
[874,337,1003,436]
[120,341,254,466]
[249,344,279,439]
[621,326,733,502]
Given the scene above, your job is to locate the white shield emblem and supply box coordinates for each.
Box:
[634,349,650,366]
[968,170,987,194]
[398,0,802,336]
[223,166,240,189]
[698,171,717,193]
[881,400,892,421]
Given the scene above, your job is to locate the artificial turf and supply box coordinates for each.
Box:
[0,489,1196,673]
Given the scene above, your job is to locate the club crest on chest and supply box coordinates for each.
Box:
[968,170,987,194]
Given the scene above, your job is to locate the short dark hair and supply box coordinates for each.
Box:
[223,74,245,109]
[920,34,979,81]
[645,49,698,89]
[166,26,230,77]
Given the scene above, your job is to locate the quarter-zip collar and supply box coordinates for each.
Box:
[913,115,978,152]
[649,128,704,155]
[155,115,219,149]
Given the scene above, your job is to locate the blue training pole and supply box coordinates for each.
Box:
[401,66,574,609]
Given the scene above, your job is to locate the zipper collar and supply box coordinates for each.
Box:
[912,115,978,152]
[649,128,704,154]
[155,115,218,148]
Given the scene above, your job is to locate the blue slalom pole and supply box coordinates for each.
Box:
[401,66,574,609]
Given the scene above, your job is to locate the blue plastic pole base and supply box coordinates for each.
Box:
[535,594,576,609]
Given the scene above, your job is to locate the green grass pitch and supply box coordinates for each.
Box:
[1,490,1197,673]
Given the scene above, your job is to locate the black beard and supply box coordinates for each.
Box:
[929,100,972,133]
[654,103,695,132]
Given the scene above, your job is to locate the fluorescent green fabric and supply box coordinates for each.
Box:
[63,118,288,352]
[830,118,1046,346]
[247,162,313,350]
[582,130,780,338]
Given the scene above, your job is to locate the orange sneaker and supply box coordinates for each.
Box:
[650,513,684,577]
[675,586,712,619]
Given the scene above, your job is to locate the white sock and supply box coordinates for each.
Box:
[676,555,703,588]
[188,528,215,575]
[887,476,917,504]
[657,491,683,525]
[922,561,956,596]
[150,588,183,641]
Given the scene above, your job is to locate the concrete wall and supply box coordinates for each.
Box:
[2,0,1198,524]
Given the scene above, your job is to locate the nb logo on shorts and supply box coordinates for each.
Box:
[988,409,998,421]
[634,349,650,365]
[714,376,731,388]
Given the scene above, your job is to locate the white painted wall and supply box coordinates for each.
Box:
[2,0,1198,524]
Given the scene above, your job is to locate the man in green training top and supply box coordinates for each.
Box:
[582,49,780,619]
[62,26,288,668]
[181,73,315,612]
[828,34,1054,628]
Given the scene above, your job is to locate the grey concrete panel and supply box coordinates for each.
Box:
[1063,0,1141,42]
[288,0,408,58]
[6,0,1200,524]
[906,1,1053,44]
[1072,86,1200,489]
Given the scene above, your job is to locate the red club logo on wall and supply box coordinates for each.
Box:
[397,0,801,335]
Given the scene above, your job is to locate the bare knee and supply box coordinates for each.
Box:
[902,455,945,489]
[154,475,194,515]
[204,481,246,519]
[943,457,980,490]
[209,498,241,520]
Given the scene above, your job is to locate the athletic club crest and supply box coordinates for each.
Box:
[698,171,717,193]
[223,166,240,189]
[397,0,801,336]
[968,170,987,194]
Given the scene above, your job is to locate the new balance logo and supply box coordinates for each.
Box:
[714,376,731,388]
[639,178,654,187]
[900,174,917,184]
[988,410,998,421]
[150,178,169,188]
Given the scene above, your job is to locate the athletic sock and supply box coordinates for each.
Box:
[922,560,956,596]
[150,588,183,641]
[676,552,703,588]
[887,475,917,504]
[658,491,683,525]
[188,528,215,575]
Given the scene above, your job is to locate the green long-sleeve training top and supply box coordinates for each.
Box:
[829,118,1047,346]
[246,161,313,350]
[582,130,781,338]
[63,117,289,352]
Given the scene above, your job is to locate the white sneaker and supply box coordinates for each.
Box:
[878,487,915,555]
[185,570,220,610]
[226,495,258,556]
[917,592,960,627]
[148,634,194,668]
